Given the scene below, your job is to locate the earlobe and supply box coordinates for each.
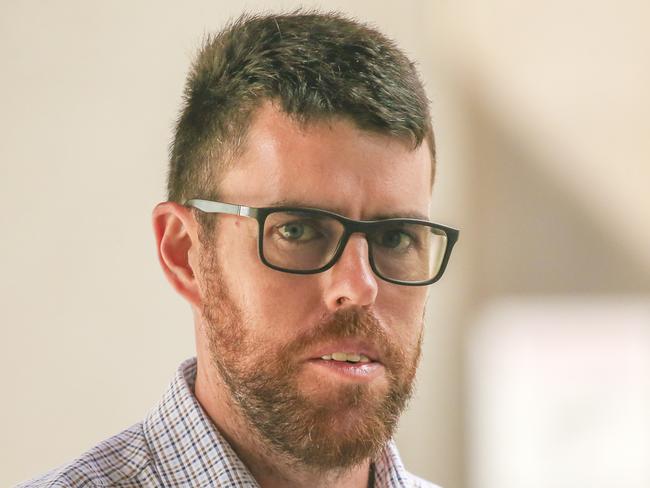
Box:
[152,202,202,308]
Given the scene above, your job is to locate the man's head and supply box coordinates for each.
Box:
[166,11,434,218]
[154,11,445,474]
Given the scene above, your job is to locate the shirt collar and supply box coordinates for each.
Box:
[143,358,413,487]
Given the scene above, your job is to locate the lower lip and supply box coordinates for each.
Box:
[307,359,384,382]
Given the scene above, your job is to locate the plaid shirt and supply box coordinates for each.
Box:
[18,358,439,487]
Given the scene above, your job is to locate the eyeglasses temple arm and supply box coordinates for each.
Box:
[184,199,257,217]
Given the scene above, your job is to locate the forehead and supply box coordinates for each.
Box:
[219,103,433,220]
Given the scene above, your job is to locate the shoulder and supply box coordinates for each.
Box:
[15,423,158,488]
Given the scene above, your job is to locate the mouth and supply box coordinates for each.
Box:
[319,352,373,363]
[306,346,384,382]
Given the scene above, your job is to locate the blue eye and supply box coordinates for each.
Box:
[278,222,318,241]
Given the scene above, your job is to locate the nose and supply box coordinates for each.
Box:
[322,233,379,311]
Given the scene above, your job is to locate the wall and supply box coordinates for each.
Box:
[2,1,648,487]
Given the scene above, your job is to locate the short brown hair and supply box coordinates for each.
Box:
[167,10,434,209]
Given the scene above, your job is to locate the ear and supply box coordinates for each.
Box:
[152,201,202,308]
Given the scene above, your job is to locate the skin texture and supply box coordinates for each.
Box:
[152,102,433,488]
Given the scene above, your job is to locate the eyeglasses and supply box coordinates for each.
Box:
[185,199,459,286]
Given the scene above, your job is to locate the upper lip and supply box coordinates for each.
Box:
[309,340,382,363]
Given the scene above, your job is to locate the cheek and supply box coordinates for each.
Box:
[249,275,325,337]
[220,223,324,335]
[377,285,427,348]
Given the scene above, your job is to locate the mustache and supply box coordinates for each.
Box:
[279,308,405,370]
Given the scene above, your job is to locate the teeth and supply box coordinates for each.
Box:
[332,352,348,361]
[320,352,372,363]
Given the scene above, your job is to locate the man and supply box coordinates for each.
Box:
[19,11,458,488]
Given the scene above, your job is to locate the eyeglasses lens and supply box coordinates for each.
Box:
[263,211,344,271]
[369,223,448,282]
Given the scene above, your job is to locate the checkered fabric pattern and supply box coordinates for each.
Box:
[17,358,439,487]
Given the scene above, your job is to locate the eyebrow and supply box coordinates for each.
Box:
[266,199,430,221]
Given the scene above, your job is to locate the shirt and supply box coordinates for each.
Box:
[17,358,439,487]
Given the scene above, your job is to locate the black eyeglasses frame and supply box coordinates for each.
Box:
[185,198,459,286]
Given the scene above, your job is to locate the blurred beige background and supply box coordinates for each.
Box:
[2,1,649,487]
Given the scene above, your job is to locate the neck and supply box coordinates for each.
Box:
[194,357,372,488]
